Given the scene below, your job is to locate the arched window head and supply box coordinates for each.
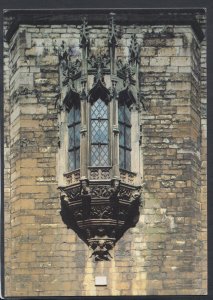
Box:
[67,103,81,171]
[90,98,109,166]
[118,101,131,171]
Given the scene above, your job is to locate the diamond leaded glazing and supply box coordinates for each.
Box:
[118,102,131,170]
[91,98,108,118]
[91,98,109,166]
[68,105,80,170]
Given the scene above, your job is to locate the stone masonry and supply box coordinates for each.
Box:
[3,9,207,296]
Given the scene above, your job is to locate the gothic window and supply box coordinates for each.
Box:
[118,101,131,171]
[90,98,109,166]
[67,104,81,170]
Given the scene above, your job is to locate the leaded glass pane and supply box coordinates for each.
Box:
[126,126,131,148]
[99,98,107,118]
[91,120,99,142]
[99,145,109,166]
[119,147,125,169]
[91,98,108,119]
[75,107,80,122]
[99,120,108,143]
[91,98,109,167]
[68,151,75,170]
[119,124,125,146]
[68,127,74,149]
[118,105,124,122]
[125,106,131,125]
[91,120,108,143]
[68,104,81,171]
[126,150,131,170]
[76,148,80,169]
[75,123,80,146]
[68,107,74,125]
[119,102,132,171]
[91,145,100,166]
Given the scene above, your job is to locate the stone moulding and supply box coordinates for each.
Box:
[4,9,205,43]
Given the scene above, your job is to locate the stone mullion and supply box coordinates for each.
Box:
[112,95,120,178]
[80,24,89,178]
[109,16,119,179]
[80,97,88,178]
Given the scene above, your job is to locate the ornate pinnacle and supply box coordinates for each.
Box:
[129,34,140,65]
[108,12,117,47]
[80,17,89,48]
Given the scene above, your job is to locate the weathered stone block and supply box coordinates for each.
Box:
[171,56,191,66]
[149,57,170,66]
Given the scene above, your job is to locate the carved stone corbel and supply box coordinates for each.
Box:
[60,180,144,261]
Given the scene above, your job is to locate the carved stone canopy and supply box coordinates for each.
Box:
[63,87,80,110]
[118,85,138,108]
[88,79,111,104]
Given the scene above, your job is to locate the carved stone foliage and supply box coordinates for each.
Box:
[139,93,151,111]
[64,59,81,83]
[108,12,117,47]
[11,87,42,104]
[90,205,113,219]
[58,40,82,87]
[80,17,90,48]
[88,54,110,71]
[88,53,111,100]
[60,180,143,261]
[116,34,140,80]
[129,34,140,66]
[89,167,111,180]
[57,16,146,111]
[115,34,142,108]
[117,60,136,82]
[64,169,80,185]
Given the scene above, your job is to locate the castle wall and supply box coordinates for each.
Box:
[3,11,207,296]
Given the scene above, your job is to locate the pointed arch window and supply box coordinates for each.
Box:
[68,103,81,170]
[90,98,109,166]
[118,101,131,171]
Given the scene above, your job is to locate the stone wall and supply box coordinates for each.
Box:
[197,13,207,292]
[3,11,207,297]
[4,16,12,295]
[140,25,205,295]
